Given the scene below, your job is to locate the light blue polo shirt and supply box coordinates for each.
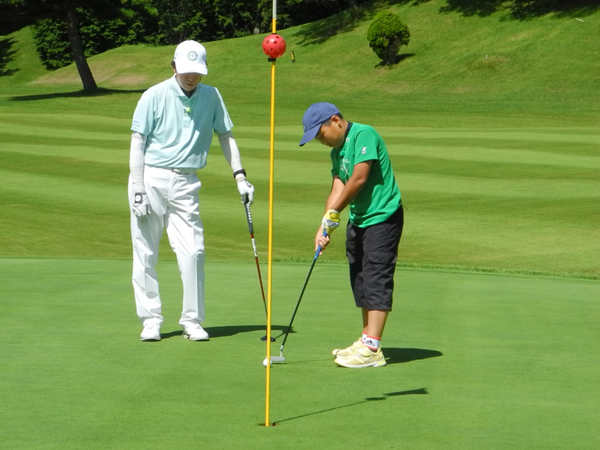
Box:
[131,75,233,169]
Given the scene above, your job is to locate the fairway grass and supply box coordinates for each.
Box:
[0,112,598,277]
[0,259,598,449]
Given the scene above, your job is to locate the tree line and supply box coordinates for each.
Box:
[0,1,368,73]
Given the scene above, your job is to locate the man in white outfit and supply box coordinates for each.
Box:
[128,40,254,341]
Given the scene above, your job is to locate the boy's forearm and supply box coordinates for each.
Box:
[328,161,372,211]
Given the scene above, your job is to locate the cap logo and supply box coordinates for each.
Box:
[188,51,198,61]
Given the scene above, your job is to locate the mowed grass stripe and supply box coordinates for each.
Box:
[1,152,127,185]
[0,113,130,138]
[380,128,599,145]
[398,156,598,183]
[394,142,600,166]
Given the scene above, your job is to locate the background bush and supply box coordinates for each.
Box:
[367,10,411,65]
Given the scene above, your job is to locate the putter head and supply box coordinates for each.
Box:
[263,355,286,366]
[260,335,276,342]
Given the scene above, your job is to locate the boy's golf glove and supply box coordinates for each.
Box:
[132,192,151,218]
[237,179,255,205]
[322,209,340,234]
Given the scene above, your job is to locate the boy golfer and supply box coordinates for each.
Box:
[299,102,404,368]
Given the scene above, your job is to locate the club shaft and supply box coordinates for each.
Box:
[243,201,268,313]
[280,249,320,350]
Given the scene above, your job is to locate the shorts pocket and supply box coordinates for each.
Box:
[367,251,397,266]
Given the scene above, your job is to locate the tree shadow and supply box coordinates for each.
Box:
[292,5,373,46]
[0,36,18,77]
[272,387,429,424]
[374,52,416,68]
[438,0,600,19]
[7,87,146,101]
[388,0,436,5]
[376,0,599,19]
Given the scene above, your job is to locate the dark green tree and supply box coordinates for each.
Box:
[2,0,157,90]
[366,10,410,66]
[31,1,157,70]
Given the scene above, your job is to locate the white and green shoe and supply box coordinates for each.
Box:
[331,339,363,358]
[334,342,386,368]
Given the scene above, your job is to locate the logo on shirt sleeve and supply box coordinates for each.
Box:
[361,146,367,155]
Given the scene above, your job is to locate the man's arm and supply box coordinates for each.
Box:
[129,132,151,218]
[218,130,255,205]
[218,130,243,174]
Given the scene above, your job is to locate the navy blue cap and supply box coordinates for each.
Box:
[299,102,340,146]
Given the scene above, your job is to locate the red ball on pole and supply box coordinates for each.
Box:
[262,34,286,59]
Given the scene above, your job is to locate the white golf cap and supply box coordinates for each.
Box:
[173,40,208,75]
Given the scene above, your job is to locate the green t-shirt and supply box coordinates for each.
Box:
[330,123,401,227]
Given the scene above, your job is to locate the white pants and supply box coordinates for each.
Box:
[129,166,205,327]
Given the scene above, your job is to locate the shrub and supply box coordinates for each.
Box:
[367,10,410,65]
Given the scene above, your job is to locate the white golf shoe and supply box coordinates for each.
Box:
[140,322,161,341]
[182,323,209,341]
[332,338,363,357]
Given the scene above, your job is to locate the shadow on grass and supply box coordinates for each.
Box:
[267,347,440,424]
[7,87,146,101]
[438,0,600,19]
[0,36,18,77]
[384,347,443,364]
[160,324,288,339]
[273,387,429,425]
[292,6,373,46]
[374,53,416,68]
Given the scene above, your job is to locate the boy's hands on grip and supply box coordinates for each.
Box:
[321,209,340,235]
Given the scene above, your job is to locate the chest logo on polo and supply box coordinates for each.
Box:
[341,158,350,177]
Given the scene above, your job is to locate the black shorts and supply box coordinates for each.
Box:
[346,205,404,311]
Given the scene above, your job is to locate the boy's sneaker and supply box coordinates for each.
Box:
[332,339,363,357]
[182,323,209,341]
[140,322,161,341]
[334,342,386,368]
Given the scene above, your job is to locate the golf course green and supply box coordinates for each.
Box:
[1,1,598,448]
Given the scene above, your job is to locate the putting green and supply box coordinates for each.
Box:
[0,259,597,449]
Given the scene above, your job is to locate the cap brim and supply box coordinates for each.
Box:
[299,125,320,146]
[175,62,208,75]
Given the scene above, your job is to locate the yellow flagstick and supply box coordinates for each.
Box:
[265,39,275,429]
[262,0,286,428]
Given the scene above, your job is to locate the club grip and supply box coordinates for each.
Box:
[244,199,254,235]
[314,229,328,259]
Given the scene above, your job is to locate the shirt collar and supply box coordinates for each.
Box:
[169,74,197,99]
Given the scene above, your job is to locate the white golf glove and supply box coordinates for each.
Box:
[321,209,340,235]
[237,179,254,206]
[132,192,151,218]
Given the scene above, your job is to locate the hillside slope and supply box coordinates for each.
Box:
[1,0,598,126]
